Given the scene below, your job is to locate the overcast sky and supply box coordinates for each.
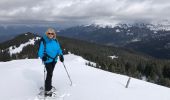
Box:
[0,0,170,27]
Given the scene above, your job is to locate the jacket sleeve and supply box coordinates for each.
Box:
[58,43,63,55]
[38,41,44,59]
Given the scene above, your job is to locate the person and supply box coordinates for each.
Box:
[38,28,64,96]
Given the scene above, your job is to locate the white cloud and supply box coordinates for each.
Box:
[0,0,170,26]
[8,7,26,16]
[31,6,43,13]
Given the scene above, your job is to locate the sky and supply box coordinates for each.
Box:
[0,0,170,27]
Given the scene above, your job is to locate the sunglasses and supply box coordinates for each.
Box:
[48,33,54,35]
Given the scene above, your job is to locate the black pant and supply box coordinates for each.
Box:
[45,61,56,91]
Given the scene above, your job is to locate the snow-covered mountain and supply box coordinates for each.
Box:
[58,24,148,45]
[57,23,170,59]
[1,21,170,44]
[149,19,170,31]
[0,54,170,100]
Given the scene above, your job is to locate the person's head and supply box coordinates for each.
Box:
[45,28,56,39]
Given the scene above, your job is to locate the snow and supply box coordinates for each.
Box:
[131,38,141,42]
[147,24,170,31]
[109,55,118,59]
[116,29,120,32]
[150,20,170,31]
[126,32,134,35]
[85,61,96,67]
[154,31,157,34]
[68,51,72,54]
[85,23,116,28]
[141,76,147,81]
[8,37,40,55]
[0,54,170,100]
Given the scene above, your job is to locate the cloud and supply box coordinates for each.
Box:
[0,0,170,27]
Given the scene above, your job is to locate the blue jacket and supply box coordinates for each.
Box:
[38,35,63,63]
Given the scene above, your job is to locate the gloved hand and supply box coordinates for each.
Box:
[59,55,64,62]
[42,56,47,61]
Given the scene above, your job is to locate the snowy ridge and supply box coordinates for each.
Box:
[90,21,170,31]
[147,24,170,31]
[149,20,170,31]
[8,37,40,55]
[0,54,170,100]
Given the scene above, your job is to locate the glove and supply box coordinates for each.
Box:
[42,56,47,61]
[59,55,64,62]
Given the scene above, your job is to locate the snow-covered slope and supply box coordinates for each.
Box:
[9,37,40,56]
[0,54,170,100]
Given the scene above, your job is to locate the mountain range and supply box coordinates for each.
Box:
[1,22,170,59]
[58,23,170,59]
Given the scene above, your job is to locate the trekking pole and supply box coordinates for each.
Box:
[43,62,46,100]
[125,77,131,88]
[62,62,73,86]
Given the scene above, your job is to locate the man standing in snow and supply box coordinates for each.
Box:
[38,28,64,97]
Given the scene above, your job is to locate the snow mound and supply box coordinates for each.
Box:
[0,54,170,100]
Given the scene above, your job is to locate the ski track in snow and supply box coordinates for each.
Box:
[0,54,170,100]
